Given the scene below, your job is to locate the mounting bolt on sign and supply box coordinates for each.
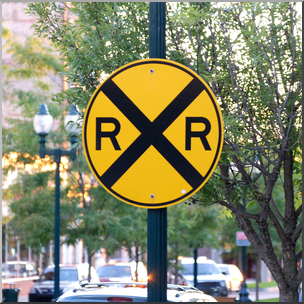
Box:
[83,59,223,208]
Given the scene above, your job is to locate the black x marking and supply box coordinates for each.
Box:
[98,76,207,190]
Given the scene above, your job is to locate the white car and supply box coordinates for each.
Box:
[2,261,38,278]
[55,281,218,302]
[217,264,243,292]
[180,257,228,297]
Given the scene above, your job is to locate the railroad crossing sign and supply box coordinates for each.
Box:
[83,59,223,208]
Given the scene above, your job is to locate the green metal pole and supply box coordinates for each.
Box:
[147,209,167,302]
[35,104,78,300]
[242,246,246,280]
[239,198,251,301]
[54,148,61,300]
[147,2,167,302]
[149,2,166,58]
[242,198,247,282]
[194,248,198,288]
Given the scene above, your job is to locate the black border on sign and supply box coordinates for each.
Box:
[83,60,223,208]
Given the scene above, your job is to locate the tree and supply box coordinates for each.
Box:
[61,151,123,280]
[115,205,147,281]
[218,181,299,266]
[2,25,63,170]
[26,2,302,301]
[2,25,65,267]
[3,171,73,269]
[26,2,149,113]
[2,23,123,274]
[169,3,302,301]
[167,203,221,284]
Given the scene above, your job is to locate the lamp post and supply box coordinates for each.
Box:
[242,197,247,283]
[238,198,252,302]
[33,104,79,299]
[231,160,260,303]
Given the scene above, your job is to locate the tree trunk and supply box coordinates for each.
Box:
[88,250,94,282]
[255,254,259,302]
[279,287,299,302]
[278,150,299,302]
[234,213,300,302]
[42,244,50,271]
[135,246,139,282]
[174,258,178,285]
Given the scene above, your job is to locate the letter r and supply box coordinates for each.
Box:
[185,117,211,150]
[96,117,121,150]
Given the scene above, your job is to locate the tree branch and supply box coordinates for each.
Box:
[267,207,287,244]
[295,205,302,218]
[296,250,302,262]
[291,220,302,243]
[95,20,103,41]
[270,197,284,222]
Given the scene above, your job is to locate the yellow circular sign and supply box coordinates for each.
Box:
[83,59,223,208]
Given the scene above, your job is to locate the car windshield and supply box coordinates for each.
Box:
[182,263,220,275]
[40,268,78,282]
[97,265,131,278]
[218,266,229,273]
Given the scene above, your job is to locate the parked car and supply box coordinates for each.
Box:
[217,263,243,292]
[97,261,147,284]
[54,281,218,302]
[2,261,38,279]
[180,257,228,297]
[29,263,99,302]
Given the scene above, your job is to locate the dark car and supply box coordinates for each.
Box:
[29,264,99,302]
[55,281,218,302]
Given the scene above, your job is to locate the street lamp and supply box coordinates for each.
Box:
[230,160,259,302]
[33,103,79,299]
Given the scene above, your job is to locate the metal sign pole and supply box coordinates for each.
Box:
[149,2,166,59]
[147,208,167,302]
[194,248,198,288]
[147,2,167,302]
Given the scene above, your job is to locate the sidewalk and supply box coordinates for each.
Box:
[245,278,256,284]
[230,287,279,302]
[18,295,29,302]
[228,278,280,302]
